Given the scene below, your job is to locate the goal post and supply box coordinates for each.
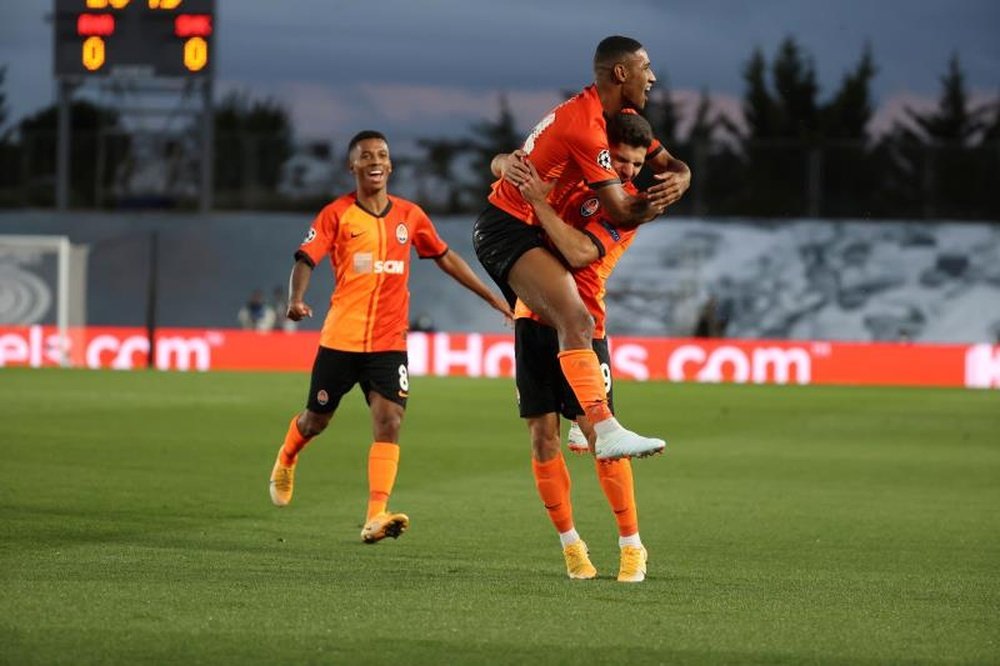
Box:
[0,235,88,366]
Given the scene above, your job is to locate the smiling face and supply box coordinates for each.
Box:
[620,48,656,110]
[348,138,392,194]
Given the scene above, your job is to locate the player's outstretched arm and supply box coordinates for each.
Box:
[518,161,600,269]
[433,250,513,322]
[286,258,314,321]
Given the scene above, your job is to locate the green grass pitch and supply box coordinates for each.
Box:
[1,368,998,665]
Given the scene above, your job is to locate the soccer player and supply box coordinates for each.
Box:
[510,112,661,581]
[268,130,512,544]
[473,35,690,461]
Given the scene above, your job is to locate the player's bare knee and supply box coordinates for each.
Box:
[373,423,401,443]
[527,417,560,461]
[531,434,561,461]
[298,411,331,438]
[558,308,595,348]
[372,412,403,442]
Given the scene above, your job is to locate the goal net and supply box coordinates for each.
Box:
[0,235,88,366]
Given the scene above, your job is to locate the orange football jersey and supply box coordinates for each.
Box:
[514,182,638,338]
[488,85,664,226]
[489,85,621,224]
[296,193,448,352]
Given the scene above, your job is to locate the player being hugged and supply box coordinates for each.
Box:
[269,130,512,544]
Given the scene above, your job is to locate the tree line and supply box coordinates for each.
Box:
[1,37,998,218]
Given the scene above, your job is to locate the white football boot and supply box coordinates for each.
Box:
[593,418,665,461]
[566,421,589,454]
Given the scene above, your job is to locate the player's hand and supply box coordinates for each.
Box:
[491,295,514,327]
[500,150,532,187]
[287,300,313,321]
[646,170,691,210]
[517,161,555,204]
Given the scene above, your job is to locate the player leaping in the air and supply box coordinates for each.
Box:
[268,130,512,544]
[474,35,690,461]
[498,111,668,581]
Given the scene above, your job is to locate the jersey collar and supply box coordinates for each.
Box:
[353,195,393,218]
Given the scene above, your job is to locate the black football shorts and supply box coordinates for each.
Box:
[306,346,410,413]
[514,318,614,420]
[472,204,547,308]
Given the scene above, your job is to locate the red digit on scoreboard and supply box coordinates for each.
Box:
[77,13,115,37]
[174,14,212,38]
[54,0,214,77]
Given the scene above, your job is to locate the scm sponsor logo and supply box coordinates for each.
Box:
[374,260,405,274]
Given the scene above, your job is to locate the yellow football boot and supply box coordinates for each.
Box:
[563,540,598,580]
[617,545,648,583]
[361,512,410,544]
[269,455,296,507]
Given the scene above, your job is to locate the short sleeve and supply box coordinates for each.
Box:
[566,117,621,190]
[410,206,449,259]
[582,217,625,255]
[296,205,338,267]
[646,138,664,160]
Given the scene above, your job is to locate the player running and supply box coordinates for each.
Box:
[268,130,512,544]
[506,112,662,581]
[474,35,690,462]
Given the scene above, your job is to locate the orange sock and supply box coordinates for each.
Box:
[367,441,400,520]
[595,459,639,537]
[531,453,575,533]
[279,416,311,466]
[558,349,613,424]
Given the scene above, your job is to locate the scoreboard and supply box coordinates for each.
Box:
[53,0,216,78]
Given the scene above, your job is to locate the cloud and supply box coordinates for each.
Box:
[255,80,987,150]
[871,89,998,136]
[356,84,562,135]
[243,81,745,150]
[3,0,997,145]
[268,82,359,139]
[224,80,564,144]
